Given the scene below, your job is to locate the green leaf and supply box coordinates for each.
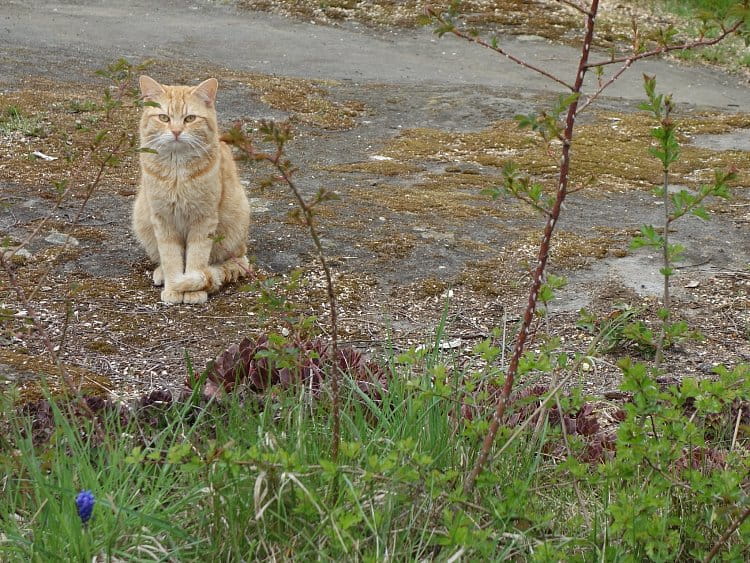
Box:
[319,459,338,475]
[514,114,536,130]
[690,206,710,221]
[539,284,555,304]
[338,512,362,531]
[125,446,145,464]
[545,273,567,290]
[167,442,192,464]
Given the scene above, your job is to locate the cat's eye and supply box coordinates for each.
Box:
[157,114,170,123]
[184,115,196,123]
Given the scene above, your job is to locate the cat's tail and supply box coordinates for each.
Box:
[172,256,250,293]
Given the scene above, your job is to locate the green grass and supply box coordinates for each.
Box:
[0,336,587,561]
[0,106,46,138]
[659,0,739,18]
[655,0,750,70]
[1,341,748,561]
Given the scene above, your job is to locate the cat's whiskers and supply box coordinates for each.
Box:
[145,132,207,162]
[182,135,212,158]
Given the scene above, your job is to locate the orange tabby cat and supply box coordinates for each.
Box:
[133,75,251,304]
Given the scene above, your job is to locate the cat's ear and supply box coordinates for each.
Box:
[192,78,218,107]
[139,75,165,100]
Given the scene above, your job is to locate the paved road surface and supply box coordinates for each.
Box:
[3,0,750,109]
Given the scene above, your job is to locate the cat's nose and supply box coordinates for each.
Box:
[171,130,182,139]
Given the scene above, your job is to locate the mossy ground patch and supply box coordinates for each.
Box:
[1,46,748,404]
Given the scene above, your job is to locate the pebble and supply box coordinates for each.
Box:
[44,231,79,246]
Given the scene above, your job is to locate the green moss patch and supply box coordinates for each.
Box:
[0,349,111,403]
[239,73,367,130]
[321,160,425,176]
[237,0,635,46]
[379,112,750,196]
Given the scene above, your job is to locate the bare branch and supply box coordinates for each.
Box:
[585,20,743,69]
[428,8,575,92]
[578,58,634,113]
[277,164,342,461]
[464,0,601,495]
[555,0,591,15]
[703,504,750,563]
[229,123,342,461]
[577,19,744,115]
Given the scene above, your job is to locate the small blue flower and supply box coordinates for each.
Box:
[75,490,95,525]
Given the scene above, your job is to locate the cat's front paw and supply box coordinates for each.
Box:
[160,288,183,304]
[172,271,206,292]
[152,266,164,286]
[182,290,208,304]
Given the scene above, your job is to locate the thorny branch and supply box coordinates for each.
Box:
[585,19,744,70]
[578,19,745,113]
[433,0,747,495]
[703,504,750,563]
[463,0,599,494]
[224,122,342,460]
[1,97,136,405]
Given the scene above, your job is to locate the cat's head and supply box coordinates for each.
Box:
[138,75,219,157]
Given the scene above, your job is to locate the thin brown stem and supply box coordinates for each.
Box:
[555,0,591,15]
[578,58,633,114]
[585,21,742,69]
[702,504,750,563]
[579,22,743,113]
[267,150,341,461]
[463,0,600,495]
[654,168,671,369]
[428,8,575,92]
[28,142,122,304]
[0,255,84,402]
[0,79,137,416]
[229,125,342,457]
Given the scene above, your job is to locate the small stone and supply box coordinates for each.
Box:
[248,198,270,213]
[45,231,79,246]
[516,34,546,42]
[2,248,32,265]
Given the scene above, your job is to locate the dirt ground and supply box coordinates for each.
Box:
[1,0,749,403]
